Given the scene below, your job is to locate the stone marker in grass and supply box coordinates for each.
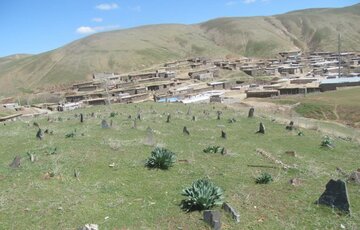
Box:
[80,113,84,123]
[203,210,221,230]
[222,202,240,223]
[316,179,350,214]
[101,119,109,129]
[36,128,43,140]
[256,122,265,134]
[9,156,21,168]
[217,111,222,120]
[144,127,155,146]
[248,107,254,118]
[166,114,171,123]
[221,130,227,139]
[183,126,190,135]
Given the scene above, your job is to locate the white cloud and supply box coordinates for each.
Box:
[76,25,120,34]
[243,0,256,3]
[95,3,118,10]
[92,17,103,22]
[226,1,238,6]
[129,5,142,12]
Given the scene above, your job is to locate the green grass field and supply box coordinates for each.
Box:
[0,102,359,229]
[269,87,360,128]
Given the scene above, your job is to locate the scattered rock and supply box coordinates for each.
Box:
[289,178,303,186]
[9,156,21,168]
[347,171,360,184]
[78,224,99,230]
[285,151,297,157]
[222,202,240,223]
[203,210,221,230]
[316,179,351,214]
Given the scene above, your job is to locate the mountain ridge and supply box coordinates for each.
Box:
[1,3,360,96]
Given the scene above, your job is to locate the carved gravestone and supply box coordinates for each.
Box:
[221,130,227,139]
[101,119,109,129]
[222,202,240,223]
[248,107,255,118]
[144,127,155,146]
[203,210,221,230]
[36,128,44,140]
[256,122,265,134]
[316,179,350,214]
[166,114,171,123]
[183,126,190,135]
[9,156,21,168]
[80,113,84,123]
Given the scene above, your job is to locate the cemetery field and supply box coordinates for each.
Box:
[0,102,359,229]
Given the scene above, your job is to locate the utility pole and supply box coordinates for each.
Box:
[338,33,341,78]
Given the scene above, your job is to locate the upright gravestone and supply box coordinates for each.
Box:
[217,111,222,120]
[183,126,190,135]
[316,179,351,214]
[132,119,137,129]
[221,130,227,139]
[203,210,221,230]
[80,113,84,123]
[187,107,192,116]
[192,116,196,121]
[256,122,265,134]
[137,113,141,120]
[101,119,109,129]
[144,127,155,146]
[166,114,171,123]
[9,156,21,168]
[248,107,255,118]
[36,128,43,140]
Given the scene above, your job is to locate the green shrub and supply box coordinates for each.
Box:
[255,172,273,184]
[321,135,334,148]
[110,112,117,118]
[145,147,176,170]
[47,147,58,155]
[203,146,225,154]
[180,179,224,212]
[65,130,76,138]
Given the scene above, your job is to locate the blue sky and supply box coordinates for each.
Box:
[0,0,358,57]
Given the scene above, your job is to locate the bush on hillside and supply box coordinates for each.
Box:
[145,147,176,170]
[180,179,224,212]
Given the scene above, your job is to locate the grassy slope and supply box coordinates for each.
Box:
[269,87,360,128]
[1,4,360,96]
[0,103,359,229]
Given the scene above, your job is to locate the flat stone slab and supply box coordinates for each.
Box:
[316,179,350,214]
[222,202,240,223]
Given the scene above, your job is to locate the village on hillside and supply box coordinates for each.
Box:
[1,50,360,122]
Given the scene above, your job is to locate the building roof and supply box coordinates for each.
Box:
[320,77,360,85]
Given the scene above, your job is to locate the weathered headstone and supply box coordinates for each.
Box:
[192,115,196,121]
[217,111,222,120]
[186,107,191,115]
[9,156,21,168]
[137,113,141,120]
[132,119,137,129]
[144,127,155,146]
[316,179,350,214]
[74,169,80,179]
[256,122,265,134]
[166,114,171,123]
[101,119,109,129]
[203,210,221,230]
[183,126,190,135]
[221,130,227,139]
[289,178,303,186]
[80,113,84,123]
[248,107,255,118]
[285,150,297,157]
[36,128,43,140]
[27,152,35,162]
[222,202,240,223]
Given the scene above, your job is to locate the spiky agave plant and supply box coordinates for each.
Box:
[255,172,273,184]
[145,147,176,170]
[180,179,224,212]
